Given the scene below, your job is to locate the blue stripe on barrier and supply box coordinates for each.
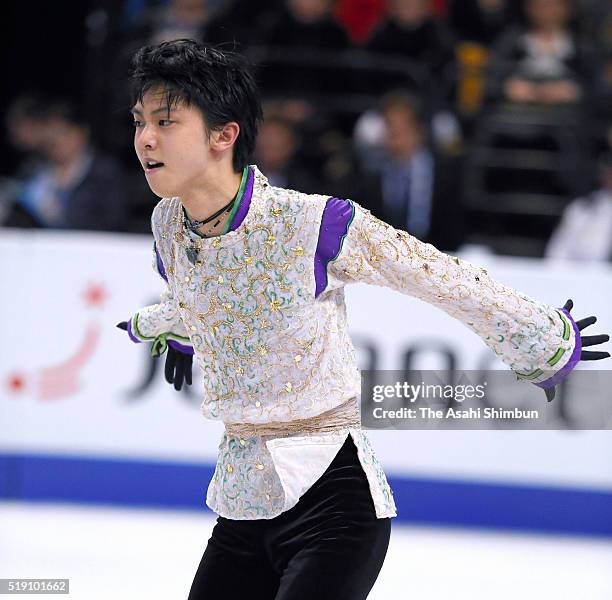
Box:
[0,451,610,537]
[0,452,215,509]
[389,476,612,538]
[0,454,11,498]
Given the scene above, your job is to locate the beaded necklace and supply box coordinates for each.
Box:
[184,197,235,233]
[181,166,249,265]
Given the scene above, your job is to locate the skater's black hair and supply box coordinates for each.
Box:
[129,39,263,172]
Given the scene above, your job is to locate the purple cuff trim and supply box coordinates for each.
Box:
[154,242,168,282]
[535,308,582,389]
[168,339,195,355]
[229,167,255,231]
[127,318,142,344]
[314,197,355,298]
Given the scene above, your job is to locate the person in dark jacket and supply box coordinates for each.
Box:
[365,0,456,103]
[330,91,464,251]
[255,0,351,97]
[259,0,349,50]
[449,0,519,46]
[487,0,599,106]
[5,100,127,232]
[254,115,318,193]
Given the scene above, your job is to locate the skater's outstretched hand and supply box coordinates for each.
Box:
[543,299,610,402]
[116,321,193,391]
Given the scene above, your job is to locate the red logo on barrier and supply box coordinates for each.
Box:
[4,283,107,400]
[7,373,26,393]
[82,282,108,308]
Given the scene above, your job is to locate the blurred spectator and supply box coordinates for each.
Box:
[487,0,598,107]
[254,1,351,102]
[254,115,317,192]
[332,91,464,250]
[258,0,349,49]
[258,98,342,177]
[4,94,49,179]
[335,0,386,44]
[3,100,127,232]
[140,0,212,45]
[580,0,612,53]
[205,0,282,49]
[449,0,519,46]
[449,0,519,119]
[365,0,456,100]
[352,100,463,160]
[589,49,612,128]
[545,151,612,261]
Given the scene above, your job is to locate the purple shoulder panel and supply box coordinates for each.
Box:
[314,197,355,298]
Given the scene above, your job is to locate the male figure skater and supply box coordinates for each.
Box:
[118,39,610,599]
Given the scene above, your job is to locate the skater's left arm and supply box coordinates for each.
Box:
[318,197,610,397]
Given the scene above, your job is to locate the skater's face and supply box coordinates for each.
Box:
[132,87,239,198]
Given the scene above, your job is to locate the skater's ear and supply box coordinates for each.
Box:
[210,121,240,154]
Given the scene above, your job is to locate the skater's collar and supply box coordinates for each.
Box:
[222,164,252,234]
[175,164,267,249]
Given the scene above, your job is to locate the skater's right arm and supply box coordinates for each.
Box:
[125,239,194,357]
[122,201,193,358]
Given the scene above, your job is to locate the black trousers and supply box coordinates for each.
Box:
[188,435,392,600]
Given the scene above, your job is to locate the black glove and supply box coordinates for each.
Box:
[543,299,610,402]
[116,321,193,391]
[163,345,193,391]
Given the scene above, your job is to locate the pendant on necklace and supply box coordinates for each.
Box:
[184,205,230,265]
[186,243,199,266]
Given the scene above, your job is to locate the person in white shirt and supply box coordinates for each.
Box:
[546,152,612,262]
[117,40,610,600]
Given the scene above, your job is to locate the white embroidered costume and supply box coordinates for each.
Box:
[126,165,581,520]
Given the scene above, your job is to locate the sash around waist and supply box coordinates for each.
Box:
[223,397,361,438]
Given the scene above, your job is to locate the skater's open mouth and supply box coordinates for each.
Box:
[144,160,165,172]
